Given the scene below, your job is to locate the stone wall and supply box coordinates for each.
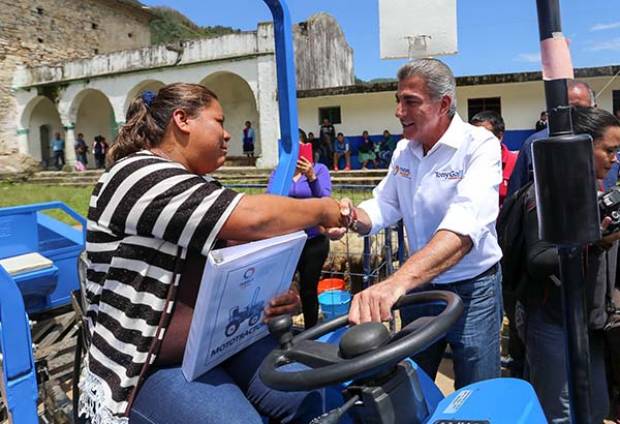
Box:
[294,13,355,91]
[0,0,152,154]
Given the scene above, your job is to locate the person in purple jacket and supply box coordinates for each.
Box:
[267,130,333,328]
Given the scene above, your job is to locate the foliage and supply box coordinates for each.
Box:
[149,6,240,45]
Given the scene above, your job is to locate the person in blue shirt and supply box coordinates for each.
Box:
[507,81,609,196]
[51,132,65,170]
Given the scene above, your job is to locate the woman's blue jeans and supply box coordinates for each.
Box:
[129,336,344,424]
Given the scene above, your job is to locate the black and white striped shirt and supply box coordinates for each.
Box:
[78,151,242,423]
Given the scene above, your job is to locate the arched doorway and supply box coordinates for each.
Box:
[124,80,165,117]
[21,96,63,169]
[70,89,115,168]
[201,72,259,160]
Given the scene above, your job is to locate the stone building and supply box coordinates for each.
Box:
[8,12,355,168]
[0,0,154,156]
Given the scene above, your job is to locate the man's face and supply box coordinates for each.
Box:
[568,85,593,108]
[593,126,620,179]
[337,134,344,143]
[395,76,450,146]
[323,119,330,126]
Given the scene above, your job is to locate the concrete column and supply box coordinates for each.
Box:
[63,123,77,166]
[255,55,279,169]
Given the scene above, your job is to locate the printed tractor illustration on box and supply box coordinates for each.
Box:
[225,287,265,337]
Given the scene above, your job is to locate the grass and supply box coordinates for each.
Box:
[0,182,374,225]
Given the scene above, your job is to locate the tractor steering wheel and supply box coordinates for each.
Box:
[259,290,463,391]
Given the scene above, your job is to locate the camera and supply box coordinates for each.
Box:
[599,187,620,235]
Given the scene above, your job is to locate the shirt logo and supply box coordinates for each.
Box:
[434,169,464,180]
[392,165,411,179]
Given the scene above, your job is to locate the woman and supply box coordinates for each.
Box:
[357,130,377,170]
[93,135,108,169]
[78,83,346,424]
[268,131,332,328]
[522,107,620,424]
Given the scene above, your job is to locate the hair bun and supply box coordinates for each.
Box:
[141,91,156,107]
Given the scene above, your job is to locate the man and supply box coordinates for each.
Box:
[337,58,503,389]
[470,111,517,206]
[333,132,351,170]
[51,132,65,170]
[507,80,596,196]
[535,111,548,132]
[319,118,335,168]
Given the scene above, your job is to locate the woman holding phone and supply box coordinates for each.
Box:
[267,129,332,328]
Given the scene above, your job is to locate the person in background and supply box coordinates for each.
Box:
[358,130,377,169]
[242,120,255,165]
[308,131,321,163]
[378,129,396,168]
[79,83,347,424]
[332,132,351,171]
[521,107,620,423]
[267,129,332,328]
[319,118,335,169]
[51,132,65,170]
[508,80,597,196]
[93,135,108,169]
[615,109,620,121]
[535,111,548,132]
[470,110,517,206]
[74,132,88,168]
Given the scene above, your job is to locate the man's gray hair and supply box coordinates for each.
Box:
[567,80,596,107]
[397,58,457,117]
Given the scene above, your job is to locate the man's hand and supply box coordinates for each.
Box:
[598,216,620,249]
[263,289,301,322]
[348,278,408,324]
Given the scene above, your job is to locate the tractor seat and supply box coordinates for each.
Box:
[0,252,58,313]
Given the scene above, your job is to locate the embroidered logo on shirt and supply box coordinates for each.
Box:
[434,169,464,180]
[392,165,411,179]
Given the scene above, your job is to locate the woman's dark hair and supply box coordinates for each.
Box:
[108,83,218,166]
[470,110,505,139]
[572,107,620,142]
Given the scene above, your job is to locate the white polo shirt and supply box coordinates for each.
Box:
[359,114,502,284]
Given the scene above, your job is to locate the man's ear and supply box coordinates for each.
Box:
[440,95,452,116]
[171,109,191,134]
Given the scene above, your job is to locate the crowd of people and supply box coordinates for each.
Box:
[311,117,397,171]
[76,58,620,424]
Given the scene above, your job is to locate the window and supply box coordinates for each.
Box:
[37,37,43,43]
[36,7,43,15]
[93,48,99,55]
[613,90,620,115]
[467,97,501,121]
[318,106,341,125]
[91,22,98,30]
[128,32,133,38]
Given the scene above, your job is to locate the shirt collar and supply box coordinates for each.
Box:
[409,113,465,158]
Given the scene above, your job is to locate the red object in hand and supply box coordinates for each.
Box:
[299,142,313,163]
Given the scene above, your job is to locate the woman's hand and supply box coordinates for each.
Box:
[263,289,301,322]
[297,157,316,181]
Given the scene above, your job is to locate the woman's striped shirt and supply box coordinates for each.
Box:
[78,151,242,424]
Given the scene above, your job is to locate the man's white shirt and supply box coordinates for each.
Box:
[359,114,502,284]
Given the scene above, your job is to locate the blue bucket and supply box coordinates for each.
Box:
[318,289,351,320]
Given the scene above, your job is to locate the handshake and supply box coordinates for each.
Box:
[319,197,369,240]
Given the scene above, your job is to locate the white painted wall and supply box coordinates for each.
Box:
[298,75,620,138]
